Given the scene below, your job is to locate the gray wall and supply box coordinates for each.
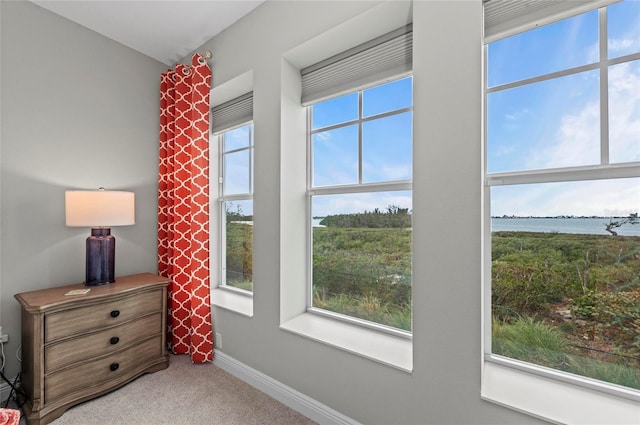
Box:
[191,1,544,424]
[0,0,545,423]
[0,0,167,379]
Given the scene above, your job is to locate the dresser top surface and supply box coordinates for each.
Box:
[15,273,169,311]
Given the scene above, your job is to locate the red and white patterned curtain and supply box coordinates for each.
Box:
[158,53,213,363]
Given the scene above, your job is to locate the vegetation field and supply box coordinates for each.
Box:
[492,231,640,389]
[312,226,412,331]
[225,222,253,291]
[226,211,640,389]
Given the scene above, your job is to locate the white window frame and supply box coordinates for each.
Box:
[482,3,640,422]
[209,71,255,318]
[279,1,414,372]
[305,79,413,338]
[218,122,254,294]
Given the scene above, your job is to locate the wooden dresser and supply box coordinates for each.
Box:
[15,273,169,425]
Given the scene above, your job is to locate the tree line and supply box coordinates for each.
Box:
[319,205,411,228]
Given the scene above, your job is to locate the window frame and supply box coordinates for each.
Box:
[483,1,640,405]
[208,72,255,318]
[279,2,415,372]
[217,122,255,295]
[305,77,414,338]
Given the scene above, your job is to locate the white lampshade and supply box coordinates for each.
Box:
[65,189,135,227]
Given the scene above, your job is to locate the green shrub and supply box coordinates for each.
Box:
[571,291,598,320]
[491,259,564,318]
[226,223,253,282]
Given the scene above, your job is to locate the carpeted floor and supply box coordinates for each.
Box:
[38,354,317,425]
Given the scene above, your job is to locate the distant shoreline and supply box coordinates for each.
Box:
[491,217,639,236]
[491,215,636,219]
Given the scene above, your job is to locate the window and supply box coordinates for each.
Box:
[212,93,254,293]
[279,12,414,371]
[485,0,640,399]
[307,76,413,333]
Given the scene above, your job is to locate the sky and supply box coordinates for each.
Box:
[318,0,639,219]
[222,1,639,220]
[311,77,413,217]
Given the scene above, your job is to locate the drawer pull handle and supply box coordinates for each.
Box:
[110,310,120,318]
[109,362,119,372]
[109,337,120,345]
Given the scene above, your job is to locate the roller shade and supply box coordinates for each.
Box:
[301,24,412,106]
[484,0,621,43]
[211,92,253,134]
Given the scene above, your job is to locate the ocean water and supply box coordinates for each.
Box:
[314,217,640,236]
[491,217,640,236]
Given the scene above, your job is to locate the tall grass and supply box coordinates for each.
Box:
[493,316,640,389]
[493,317,568,367]
[313,287,411,331]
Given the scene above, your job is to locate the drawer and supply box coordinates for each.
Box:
[44,336,162,403]
[44,313,163,374]
[45,289,162,342]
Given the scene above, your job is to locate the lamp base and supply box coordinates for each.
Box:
[85,228,115,286]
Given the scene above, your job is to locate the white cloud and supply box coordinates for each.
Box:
[505,108,529,121]
[314,131,332,142]
[524,99,600,170]
[498,59,639,216]
[492,178,640,217]
[608,61,640,162]
[609,37,635,53]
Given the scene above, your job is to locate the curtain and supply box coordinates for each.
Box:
[158,53,213,363]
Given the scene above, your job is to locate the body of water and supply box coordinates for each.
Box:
[491,217,640,236]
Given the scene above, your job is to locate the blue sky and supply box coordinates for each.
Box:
[312,77,413,187]
[311,77,413,217]
[488,1,639,217]
[310,2,639,219]
[222,125,252,196]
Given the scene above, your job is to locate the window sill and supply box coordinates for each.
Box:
[482,359,640,424]
[280,312,412,372]
[212,287,253,317]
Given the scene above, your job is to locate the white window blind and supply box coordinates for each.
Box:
[211,92,253,134]
[483,0,621,43]
[301,24,412,106]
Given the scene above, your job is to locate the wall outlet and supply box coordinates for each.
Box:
[215,332,222,349]
[0,326,7,343]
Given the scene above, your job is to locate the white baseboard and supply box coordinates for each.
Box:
[213,351,360,425]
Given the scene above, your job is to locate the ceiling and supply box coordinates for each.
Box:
[30,0,266,66]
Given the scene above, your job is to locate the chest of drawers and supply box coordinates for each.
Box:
[15,273,169,425]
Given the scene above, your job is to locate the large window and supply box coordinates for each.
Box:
[485,0,640,395]
[308,76,413,333]
[212,93,254,293]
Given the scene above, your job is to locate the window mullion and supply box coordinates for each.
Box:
[306,106,314,310]
[358,91,363,185]
[599,7,610,165]
[307,107,313,190]
[219,134,225,193]
[487,61,601,93]
[219,198,227,286]
[249,126,254,194]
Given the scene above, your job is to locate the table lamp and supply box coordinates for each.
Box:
[65,188,135,285]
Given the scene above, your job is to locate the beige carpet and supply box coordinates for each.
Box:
[45,354,317,425]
